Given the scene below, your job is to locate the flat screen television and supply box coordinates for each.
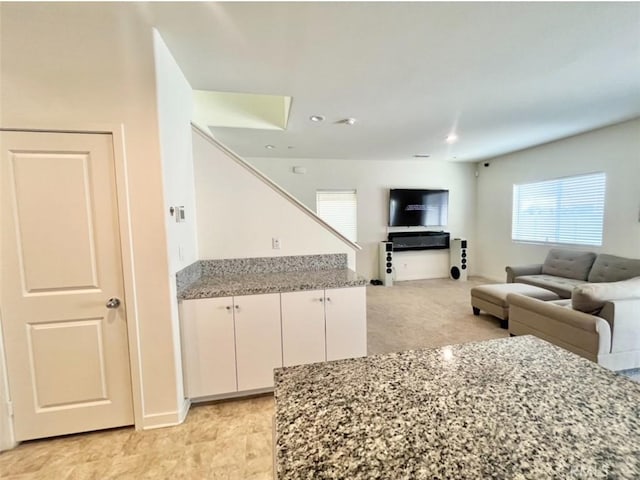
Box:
[389,189,449,227]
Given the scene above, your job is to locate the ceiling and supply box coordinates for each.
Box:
[145,2,640,162]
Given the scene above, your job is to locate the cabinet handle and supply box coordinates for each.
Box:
[326,297,331,302]
[234,305,239,310]
[225,306,232,311]
[319,298,324,303]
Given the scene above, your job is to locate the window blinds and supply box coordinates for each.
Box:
[512,172,606,246]
[316,190,357,243]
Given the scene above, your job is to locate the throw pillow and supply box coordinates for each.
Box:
[571,277,640,314]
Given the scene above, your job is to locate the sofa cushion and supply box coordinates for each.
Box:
[571,276,640,314]
[541,249,597,281]
[515,274,588,299]
[587,254,640,283]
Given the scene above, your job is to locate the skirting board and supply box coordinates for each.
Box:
[141,398,191,430]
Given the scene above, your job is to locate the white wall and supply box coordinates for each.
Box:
[153,30,198,275]
[246,157,478,280]
[476,119,640,281]
[193,131,357,268]
[1,4,183,428]
[153,30,198,416]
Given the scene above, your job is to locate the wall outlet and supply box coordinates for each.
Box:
[272,237,281,250]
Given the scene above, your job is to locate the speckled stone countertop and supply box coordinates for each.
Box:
[274,336,640,479]
[178,268,366,299]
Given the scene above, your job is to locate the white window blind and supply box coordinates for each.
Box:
[316,190,357,243]
[512,172,606,246]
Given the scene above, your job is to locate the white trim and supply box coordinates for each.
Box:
[141,406,188,430]
[110,125,145,430]
[178,397,191,424]
[0,310,17,451]
[191,124,361,252]
[189,387,274,403]
[0,124,144,436]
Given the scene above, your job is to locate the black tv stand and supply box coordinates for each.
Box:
[388,231,450,251]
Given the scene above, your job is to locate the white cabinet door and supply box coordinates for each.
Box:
[234,293,282,391]
[281,290,326,366]
[181,297,237,397]
[325,287,367,361]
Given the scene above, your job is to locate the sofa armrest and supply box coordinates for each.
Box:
[505,264,543,283]
[507,293,605,333]
[599,298,640,354]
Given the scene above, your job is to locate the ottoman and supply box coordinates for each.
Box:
[471,283,561,329]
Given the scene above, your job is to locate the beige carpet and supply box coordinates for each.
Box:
[367,276,508,355]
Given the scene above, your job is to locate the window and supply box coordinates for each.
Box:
[316,190,357,242]
[512,172,606,246]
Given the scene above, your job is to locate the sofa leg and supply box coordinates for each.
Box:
[472,307,480,316]
[500,319,508,329]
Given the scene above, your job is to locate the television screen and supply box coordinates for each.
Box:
[389,189,449,227]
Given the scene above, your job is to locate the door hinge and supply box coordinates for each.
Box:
[6,400,13,417]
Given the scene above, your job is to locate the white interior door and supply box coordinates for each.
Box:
[1,130,133,441]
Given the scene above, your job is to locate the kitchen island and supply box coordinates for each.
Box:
[274,335,640,479]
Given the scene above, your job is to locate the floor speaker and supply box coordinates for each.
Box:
[450,238,468,281]
[379,242,394,287]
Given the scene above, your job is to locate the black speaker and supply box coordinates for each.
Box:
[450,238,468,281]
[379,242,394,287]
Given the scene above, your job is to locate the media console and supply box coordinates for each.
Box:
[388,231,450,251]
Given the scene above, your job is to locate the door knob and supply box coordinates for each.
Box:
[106,297,121,309]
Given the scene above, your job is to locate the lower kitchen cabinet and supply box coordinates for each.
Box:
[281,290,326,366]
[281,286,367,367]
[234,293,282,391]
[180,297,237,398]
[325,286,367,361]
[180,293,282,398]
[180,286,367,399]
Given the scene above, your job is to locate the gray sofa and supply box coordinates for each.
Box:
[506,249,640,370]
[506,249,640,298]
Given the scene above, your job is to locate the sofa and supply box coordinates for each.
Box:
[505,249,640,370]
[506,249,640,298]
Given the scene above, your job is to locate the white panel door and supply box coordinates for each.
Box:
[281,290,326,367]
[180,297,237,397]
[234,293,282,391]
[325,287,367,361]
[1,131,133,441]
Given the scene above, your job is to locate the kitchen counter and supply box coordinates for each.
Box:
[274,335,640,479]
[178,268,366,299]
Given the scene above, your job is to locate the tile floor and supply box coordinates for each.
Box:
[0,395,274,479]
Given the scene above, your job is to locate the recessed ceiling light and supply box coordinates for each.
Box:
[413,154,431,158]
[339,118,357,126]
[446,134,458,144]
[265,144,275,149]
[309,115,325,122]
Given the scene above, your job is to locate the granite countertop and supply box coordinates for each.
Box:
[178,268,366,299]
[274,335,640,479]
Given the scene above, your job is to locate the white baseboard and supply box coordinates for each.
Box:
[178,398,191,423]
[189,387,274,404]
[142,397,191,430]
